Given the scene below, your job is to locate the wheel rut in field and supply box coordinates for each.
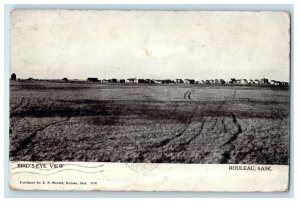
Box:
[10,97,31,136]
[184,90,195,100]
[156,89,198,148]
[169,91,228,161]
[219,90,244,163]
[184,99,226,162]
[222,113,243,146]
[168,90,224,153]
[10,117,71,159]
[158,89,209,155]
[210,117,218,130]
[187,90,195,100]
[149,103,199,150]
[10,97,31,117]
[11,97,25,111]
[221,118,228,133]
[134,89,199,162]
[220,113,243,163]
[172,117,208,153]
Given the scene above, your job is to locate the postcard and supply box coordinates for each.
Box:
[9,10,290,191]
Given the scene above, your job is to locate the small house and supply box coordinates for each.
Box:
[184,79,195,84]
[145,79,154,83]
[230,78,237,85]
[219,79,226,84]
[254,79,260,84]
[162,79,173,84]
[154,80,163,84]
[87,78,99,82]
[249,79,254,84]
[260,78,269,84]
[274,81,282,86]
[127,78,137,83]
[110,78,118,83]
[174,79,183,83]
[241,79,248,85]
[283,82,289,86]
[205,80,211,84]
[138,79,145,83]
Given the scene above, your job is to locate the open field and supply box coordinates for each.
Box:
[9,81,290,164]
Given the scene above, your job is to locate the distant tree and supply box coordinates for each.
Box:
[11,73,16,81]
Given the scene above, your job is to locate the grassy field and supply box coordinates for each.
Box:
[9,81,290,164]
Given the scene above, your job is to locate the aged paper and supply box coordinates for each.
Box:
[9,10,290,191]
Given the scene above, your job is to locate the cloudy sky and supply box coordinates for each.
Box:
[10,10,290,81]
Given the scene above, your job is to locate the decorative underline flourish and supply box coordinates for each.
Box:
[11,163,104,170]
[11,168,104,176]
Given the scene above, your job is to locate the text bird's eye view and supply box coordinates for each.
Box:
[9,10,290,165]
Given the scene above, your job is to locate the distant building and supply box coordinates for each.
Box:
[87,78,99,82]
[219,79,226,84]
[62,78,68,82]
[270,80,276,85]
[254,79,260,84]
[274,81,281,86]
[184,79,195,84]
[11,73,16,81]
[162,79,173,84]
[260,78,269,84]
[174,79,183,83]
[205,80,211,84]
[241,79,248,85]
[145,79,154,83]
[154,80,163,84]
[249,79,254,84]
[230,78,237,85]
[110,78,118,83]
[138,79,145,83]
[282,82,289,86]
[119,79,126,83]
[127,78,137,83]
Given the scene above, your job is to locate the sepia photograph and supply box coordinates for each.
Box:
[8,9,291,191]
